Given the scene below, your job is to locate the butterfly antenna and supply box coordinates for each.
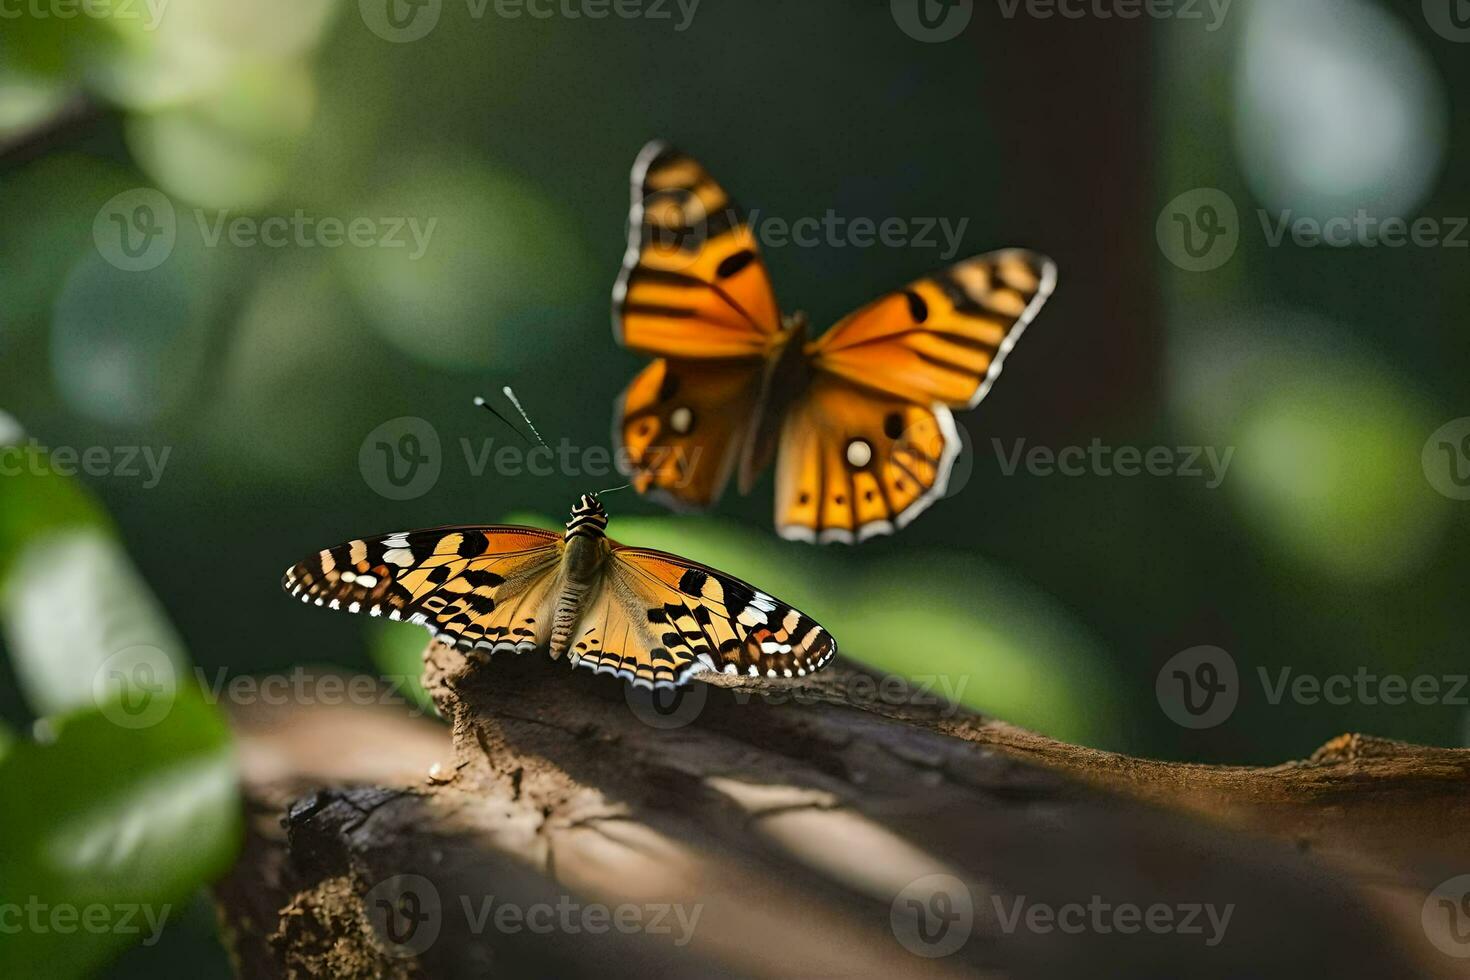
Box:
[501,386,549,449]
[594,482,632,496]
[473,396,533,447]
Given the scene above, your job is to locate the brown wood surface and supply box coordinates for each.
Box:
[212,649,1470,978]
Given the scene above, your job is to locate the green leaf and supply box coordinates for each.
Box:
[0,457,110,586]
[2,526,188,719]
[0,687,240,977]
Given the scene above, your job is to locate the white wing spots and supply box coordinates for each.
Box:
[348,601,361,614]
[669,406,694,434]
[356,574,378,588]
[383,548,414,568]
[760,640,792,655]
[737,606,767,628]
[723,664,738,675]
[383,533,411,550]
[845,439,873,468]
[388,609,402,621]
[328,599,341,610]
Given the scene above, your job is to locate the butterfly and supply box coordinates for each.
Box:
[282,492,836,689]
[612,141,1058,544]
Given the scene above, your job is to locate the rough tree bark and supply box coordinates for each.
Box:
[213,647,1470,979]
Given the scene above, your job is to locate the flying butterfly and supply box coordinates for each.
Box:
[613,141,1058,544]
[283,403,836,691]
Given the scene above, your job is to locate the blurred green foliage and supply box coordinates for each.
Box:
[0,449,241,978]
[3,0,1470,970]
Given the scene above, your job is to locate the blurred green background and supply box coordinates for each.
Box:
[2,0,1468,973]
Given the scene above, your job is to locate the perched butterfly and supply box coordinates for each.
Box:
[613,141,1058,544]
[282,493,836,689]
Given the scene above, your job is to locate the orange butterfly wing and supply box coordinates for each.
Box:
[612,142,791,509]
[283,526,564,651]
[563,543,837,688]
[776,250,1058,543]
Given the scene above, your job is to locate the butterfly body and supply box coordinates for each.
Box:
[614,141,1058,543]
[282,493,836,689]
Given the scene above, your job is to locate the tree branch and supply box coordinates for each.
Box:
[212,650,1470,978]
